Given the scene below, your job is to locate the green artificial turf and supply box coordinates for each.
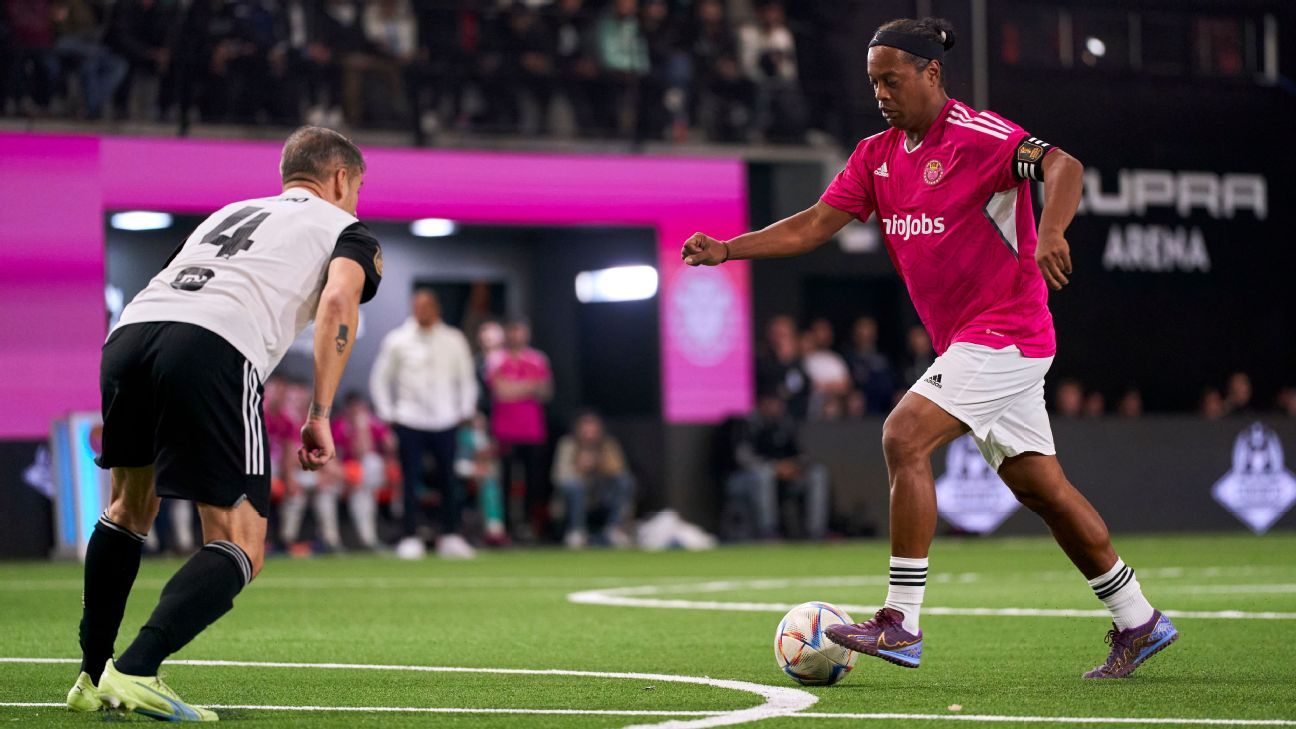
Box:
[1,533,1293,727]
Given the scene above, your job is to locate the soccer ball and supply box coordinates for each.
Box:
[774,601,857,686]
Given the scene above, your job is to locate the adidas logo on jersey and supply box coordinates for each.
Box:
[874,162,889,177]
[883,213,946,240]
[924,373,943,389]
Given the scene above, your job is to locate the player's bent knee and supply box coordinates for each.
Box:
[881,412,927,465]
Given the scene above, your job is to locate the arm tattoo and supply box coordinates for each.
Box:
[335,324,349,355]
[309,401,331,419]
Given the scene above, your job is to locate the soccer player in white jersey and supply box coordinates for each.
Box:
[683,17,1177,678]
[66,127,383,720]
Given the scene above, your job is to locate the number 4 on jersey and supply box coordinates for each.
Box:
[201,206,270,258]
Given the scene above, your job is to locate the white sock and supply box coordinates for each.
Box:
[1088,558,1155,631]
[883,556,928,634]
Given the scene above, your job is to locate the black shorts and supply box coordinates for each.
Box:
[98,322,270,516]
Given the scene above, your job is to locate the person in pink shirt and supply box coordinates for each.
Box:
[331,393,398,550]
[682,16,1174,680]
[486,319,552,540]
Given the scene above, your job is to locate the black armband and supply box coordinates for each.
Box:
[1013,137,1053,182]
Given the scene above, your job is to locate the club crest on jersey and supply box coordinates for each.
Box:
[923,160,945,186]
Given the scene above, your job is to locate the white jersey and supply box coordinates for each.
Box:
[116,187,382,376]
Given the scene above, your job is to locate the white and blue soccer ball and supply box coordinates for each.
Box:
[774,601,857,686]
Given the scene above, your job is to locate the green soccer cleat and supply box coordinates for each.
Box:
[66,672,105,712]
[98,659,218,722]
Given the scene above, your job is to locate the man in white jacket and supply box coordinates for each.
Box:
[371,289,478,559]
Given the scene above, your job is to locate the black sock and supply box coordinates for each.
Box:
[115,540,251,677]
[79,513,145,684]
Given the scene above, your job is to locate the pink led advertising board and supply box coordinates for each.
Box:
[0,133,752,438]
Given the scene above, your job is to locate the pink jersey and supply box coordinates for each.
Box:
[821,98,1056,358]
[331,416,391,462]
[487,348,551,445]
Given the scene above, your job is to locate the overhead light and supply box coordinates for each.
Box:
[1085,36,1106,58]
[410,218,458,237]
[575,265,658,303]
[110,211,172,231]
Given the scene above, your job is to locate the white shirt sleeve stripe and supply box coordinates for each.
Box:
[947,116,1009,140]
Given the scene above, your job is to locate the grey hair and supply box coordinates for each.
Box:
[280,126,366,185]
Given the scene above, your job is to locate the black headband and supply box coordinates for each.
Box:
[869,30,945,62]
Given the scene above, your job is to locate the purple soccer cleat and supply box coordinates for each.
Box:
[824,607,923,668]
[1083,609,1179,679]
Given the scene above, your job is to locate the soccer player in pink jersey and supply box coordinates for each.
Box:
[682,17,1177,679]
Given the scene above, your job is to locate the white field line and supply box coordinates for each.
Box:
[0,658,814,729]
[2,659,1290,727]
[0,702,721,716]
[2,565,1292,592]
[2,703,1291,726]
[567,579,1296,620]
[1157,584,1296,594]
[793,713,1296,726]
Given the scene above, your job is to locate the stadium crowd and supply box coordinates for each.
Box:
[1,0,824,145]
[753,315,1295,423]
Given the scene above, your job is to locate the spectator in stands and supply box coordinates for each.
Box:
[725,392,830,540]
[901,325,934,389]
[843,316,895,414]
[352,0,418,127]
[1200,387,1227,419]
[487,318,553,541]
[687,0,748,141]
[499,3,558,135]
[807,317,835,350]
[456,411,507,545]
[548,0,601,136]
[1277,387,1296,417]
[277,0,344,128]
[640,0,689,140]
[1053,377,1084,417]
[800,329,851,421]
[371,289,479,560]
[105,0,175,121]
[756,315,809,420]
[738,0,804,142]
[1083,390,1106,418]
[4,0,59,115]
[332,392,398,551]
[278,380,345,553]
[595,0,649,138]
[474,319,506,416]
[52,0,127,119]
[1117,388,1143,418]
[1224,371,1255,414]
[551,410,636,549]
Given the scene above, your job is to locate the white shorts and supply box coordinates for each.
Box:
[909,343,1056,471]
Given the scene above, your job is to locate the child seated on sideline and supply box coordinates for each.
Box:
[332,392,399,550]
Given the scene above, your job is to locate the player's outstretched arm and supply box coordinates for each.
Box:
[1037,149,1084,291]
[682,201,855,266]
[300,257,366,470]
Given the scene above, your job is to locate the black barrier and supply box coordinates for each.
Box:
[801,416,1296,536]
[0,440,55,558]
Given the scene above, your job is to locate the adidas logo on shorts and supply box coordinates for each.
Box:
[924,373,943,389]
